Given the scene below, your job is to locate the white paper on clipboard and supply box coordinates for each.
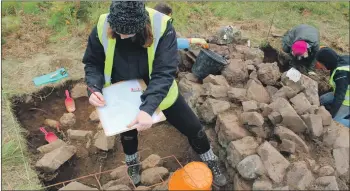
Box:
[96,79,166,136]
[286,68,301,82]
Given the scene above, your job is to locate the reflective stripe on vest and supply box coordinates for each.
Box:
[96,7,178,110]
[329,65,350,106]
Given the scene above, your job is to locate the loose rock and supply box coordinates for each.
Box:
[290,92,312,115]
[110,165,127,179]
[228,87,247,102]
[227,136,259,167]
[184,73,199,83]
[58,181,98,190]
[257,141,290,183]
[141,167,169,185]
[275,126,309,153]
[268,111,282,125]
[323,122,349,148]
[71,83,88,99]
[37,139,67,154]
[252,179,272,190]
[36,145,77,172]
[315,176,339,190]
[233,173,253,190]
[216,112,250,147]
[266,86,278,98]
[222,59,248,86]
[205,128,220,154]
[280,139,296,154]
[257,62,281,86]
[89,111,99,122]
[280,106,308,133]
[242,100,258,112]
[286,161,314,190]
[141,154,162,170]
[44,119,60,129]
[60,113,76,127]
[179,78,204,107]
[241,112,264,127]
[94,131,115,151]
[303,114,323,137]
[317,106,332,126]
[67,129,93,141]
[237,155,266,180]
[333,147,349,176]
[318,166,335,177]
[197,98,230,123]
[272,86,297,101]
[246,80,270,103]
[203,74,230,87]
[203,83,228,98]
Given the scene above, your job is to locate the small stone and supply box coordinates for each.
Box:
[269,141,279,149]
[44,119,60,129]
[246,80,270,103]
[203,74,230,87]
[286,161,314,190]
[272,86,297,100]
[275,126,309,153]
[203,83,228,98]
[228,87,247,102]
[222,59,249,86]
[315,176,339,190]
[317,106,332,126]
[268,111,282,125]
[304,114,323,137]
[323,122,349,148]
[233,173,253,190]
[241,112,264,127]
[249,126,269,139]
[257,62,281,86]
[89,111,99,122]
[318,166,335,176]
[37,139,67,154]
[237,155,266,180]
[216,112,250,147]
[58,181,98,190]
[247,64,256,72]
[110,165,128,179]
[290,92,312,115]
[36,145,77,172]
[333,147,349,176]
[60,113,76,127]
[141,154,162,170]
[24,95,34,104]
[226,136,259,167]
[67,129,93,141]
[280,139,296,154]
[252,179,272,190]
[257,141,290,183]
[197,98,230,123]
[280,107,308,133]
[242,100,258,112]
[266,86,279,98]
[94,131,115,151]
[141,167,169,185]
[179,78,204,107]
[71,83,88,99]
[273,186,289,190]
[184,73,199,82]
[307,105,319,114]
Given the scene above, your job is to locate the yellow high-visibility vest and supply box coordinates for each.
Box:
[96,7,178,110]
[329,66,350,106]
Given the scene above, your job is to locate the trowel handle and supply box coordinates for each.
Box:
[39,127,48,135]
[65,90,71,99]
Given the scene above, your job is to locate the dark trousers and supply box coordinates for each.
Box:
[121,94,211,155]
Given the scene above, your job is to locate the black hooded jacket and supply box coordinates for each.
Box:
[316,47,350,117]
[82,21,178,116]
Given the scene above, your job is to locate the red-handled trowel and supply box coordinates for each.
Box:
[65,90,76,113]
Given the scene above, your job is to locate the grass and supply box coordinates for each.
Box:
[1,1,349,190]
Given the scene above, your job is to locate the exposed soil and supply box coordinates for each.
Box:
[12,80,199,190]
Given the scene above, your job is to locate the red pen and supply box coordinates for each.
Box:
[87,86,104,103]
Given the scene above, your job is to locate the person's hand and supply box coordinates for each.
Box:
[89,92,105,107]
[127,111,153,131]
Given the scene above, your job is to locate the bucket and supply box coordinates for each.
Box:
[168,162,213,190]
[191,49,228,79]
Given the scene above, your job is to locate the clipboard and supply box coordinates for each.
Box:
[96,79,166,136]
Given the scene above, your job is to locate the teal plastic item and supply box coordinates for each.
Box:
[177,38,190,49]
[33,68,68,86]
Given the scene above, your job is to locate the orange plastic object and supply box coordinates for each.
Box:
[65,90,76,112]
[168,162,212,190]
